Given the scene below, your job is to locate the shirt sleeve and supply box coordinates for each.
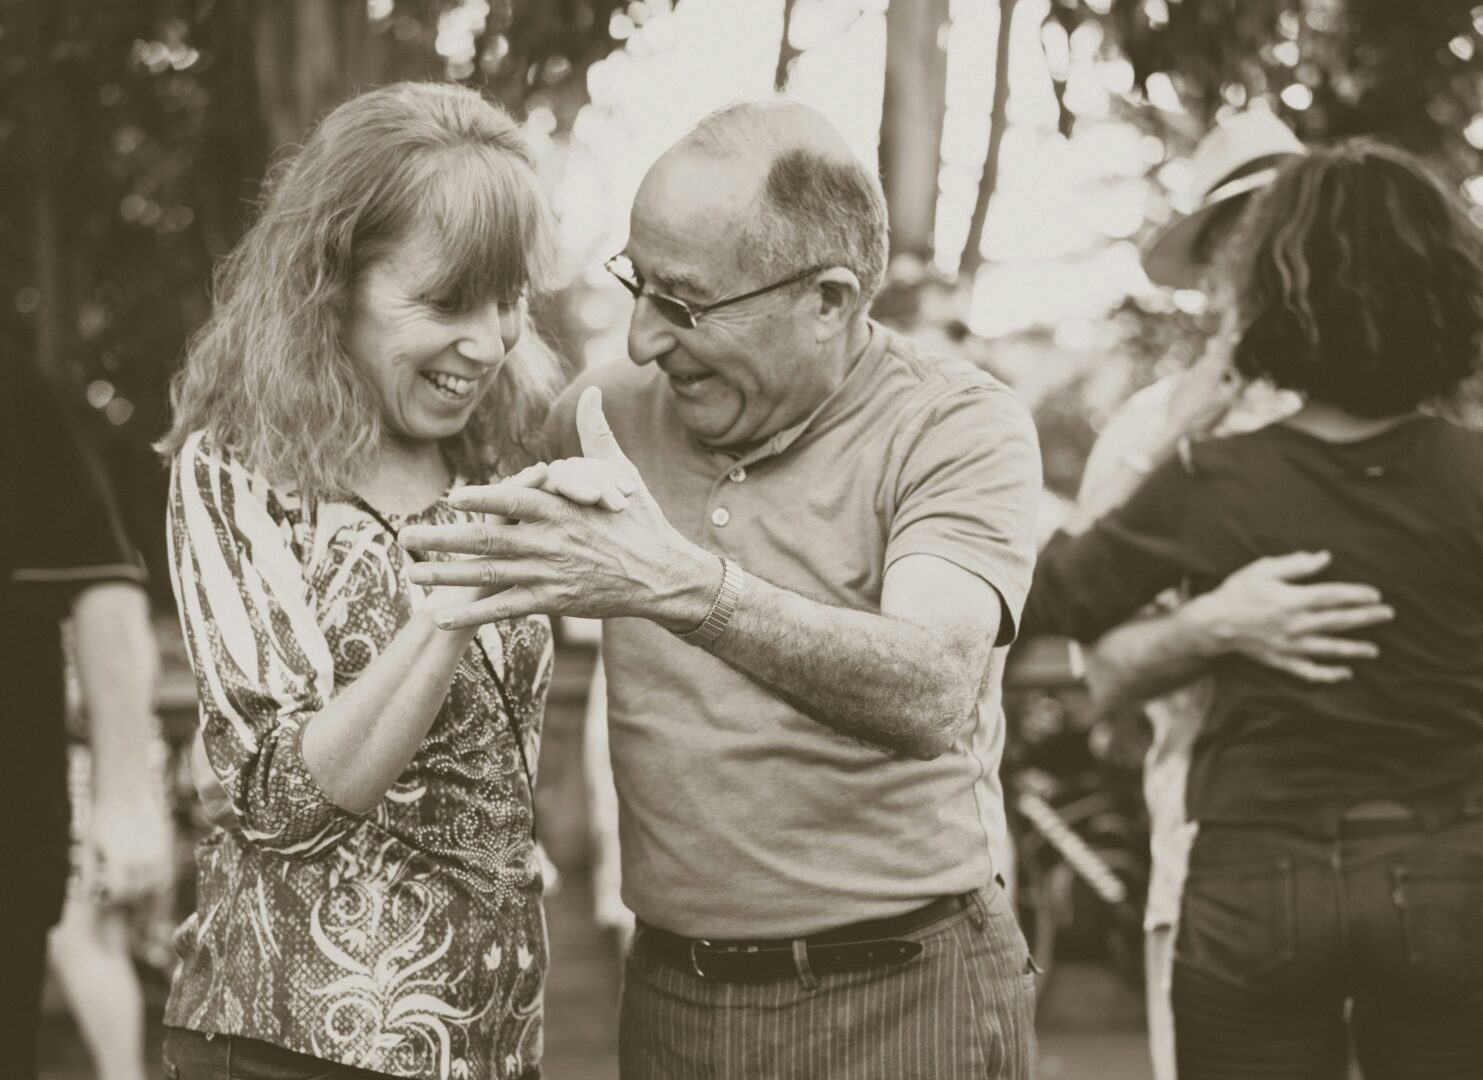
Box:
[8,360,145,604]
[168,433,362,857]
[1021,452,1196,643]
[886,386,1043,645]
[1077,379,1174,500]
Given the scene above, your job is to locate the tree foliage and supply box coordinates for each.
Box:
[1046,0,1483,176]
[0,0,629,589]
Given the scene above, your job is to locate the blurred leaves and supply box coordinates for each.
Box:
[1046,0,1483,177]
[0,0,629,594]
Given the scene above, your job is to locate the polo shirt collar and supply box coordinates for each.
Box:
[702,321,891,467]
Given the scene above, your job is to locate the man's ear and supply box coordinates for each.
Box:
[813,267,861,340]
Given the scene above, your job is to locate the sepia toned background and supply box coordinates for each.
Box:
[5,1,1482,1076]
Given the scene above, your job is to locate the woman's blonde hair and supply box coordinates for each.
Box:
[158,82,563,494]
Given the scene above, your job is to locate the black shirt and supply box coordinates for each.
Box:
[1,355,145,921]
[1023,416,1483,835]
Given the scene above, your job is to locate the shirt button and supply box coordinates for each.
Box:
[728,466,746,483]
[711,507,731,528]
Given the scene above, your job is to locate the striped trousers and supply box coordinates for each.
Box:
[618,882,1038,1079]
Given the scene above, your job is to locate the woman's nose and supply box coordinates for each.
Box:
[457,300,523,365]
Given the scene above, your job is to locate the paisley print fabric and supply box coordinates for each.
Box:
[165,431,551,1080]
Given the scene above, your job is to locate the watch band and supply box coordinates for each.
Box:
[675,557,744,648]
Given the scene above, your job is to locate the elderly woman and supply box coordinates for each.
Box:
[156,83,616,1080]
[1023,140,1483,1078]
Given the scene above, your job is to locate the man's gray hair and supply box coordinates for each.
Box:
[686,101,889,317]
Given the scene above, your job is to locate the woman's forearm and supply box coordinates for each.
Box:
[299,588,482,814]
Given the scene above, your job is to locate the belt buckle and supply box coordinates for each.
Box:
[689,939,713,980]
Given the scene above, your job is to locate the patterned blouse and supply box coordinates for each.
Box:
[165,431,551,1080]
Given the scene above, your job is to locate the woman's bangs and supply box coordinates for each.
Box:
[417,148,556,311]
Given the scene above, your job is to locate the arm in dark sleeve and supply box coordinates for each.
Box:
[1021,453,1194,643]
[8,360,145,606]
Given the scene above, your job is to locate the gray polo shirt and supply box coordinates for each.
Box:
[545,322,1041,937]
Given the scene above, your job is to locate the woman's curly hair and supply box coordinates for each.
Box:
[158,82,562,494]
[1229,138,1483,418]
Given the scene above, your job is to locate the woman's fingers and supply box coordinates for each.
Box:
[515,457,634,511]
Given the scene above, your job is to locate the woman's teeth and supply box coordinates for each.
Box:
[422,371,476,399]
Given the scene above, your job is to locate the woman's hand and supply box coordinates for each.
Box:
[506,458,636,512]
[1165,308,1245,444]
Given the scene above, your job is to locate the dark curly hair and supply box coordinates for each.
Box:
[1229,139,1483,418]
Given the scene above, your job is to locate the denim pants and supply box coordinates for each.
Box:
[619,881,1038,1080]
[1172,817,1483,1080]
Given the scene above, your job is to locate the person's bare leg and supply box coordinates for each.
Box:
[47,897,148,1080]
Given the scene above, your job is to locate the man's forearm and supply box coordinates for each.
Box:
[1081,603,1218,712]
[703,573,995,760]
[72,582,159,805]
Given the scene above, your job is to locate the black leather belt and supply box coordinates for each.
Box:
[637,891,976,982]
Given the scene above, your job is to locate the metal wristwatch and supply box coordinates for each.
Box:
[675,556,744,648]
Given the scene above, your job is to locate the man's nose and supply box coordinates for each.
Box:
[627,294,678,367]
[457,300,521,365]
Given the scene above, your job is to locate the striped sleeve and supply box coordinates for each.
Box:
[167,432,362,857]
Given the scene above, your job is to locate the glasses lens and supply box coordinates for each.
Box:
[605,256,642,298]
[650,294,696,329]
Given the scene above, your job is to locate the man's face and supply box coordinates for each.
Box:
[623,151,836,449]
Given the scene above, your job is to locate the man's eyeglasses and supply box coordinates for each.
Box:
[604,254,823,330]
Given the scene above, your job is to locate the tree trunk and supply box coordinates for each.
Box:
[960,0,1018,278]
[879,0,950,263]
[251,0,401,155]
[16,0,66,387]
[774,0,802,91]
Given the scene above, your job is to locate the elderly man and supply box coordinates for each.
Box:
[402,101,1041,1077]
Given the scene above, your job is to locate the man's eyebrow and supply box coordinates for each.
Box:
[652,268,708,298]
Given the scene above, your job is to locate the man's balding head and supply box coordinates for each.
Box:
[661,100,889,319]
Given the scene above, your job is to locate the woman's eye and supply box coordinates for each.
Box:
[425,297,460,315]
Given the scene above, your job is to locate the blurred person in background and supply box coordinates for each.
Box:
[1,354,172,1080]
[1056,111,1388,1080]
[1023,140,1483,1078]
[403,99,1042,1079]
[48,627,175,1080]
[156,82,622,1080]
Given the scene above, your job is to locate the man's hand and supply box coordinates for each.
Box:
[399,387,718,631]
[89,791,172,903]
[1180,550,1393,682]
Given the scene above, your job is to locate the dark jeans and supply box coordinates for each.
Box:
[163,1028,406,1080]
[1172,817,1483,1080]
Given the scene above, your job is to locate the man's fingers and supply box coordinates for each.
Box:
[1262,654,1354,683]
[576,387,639,479]
[1293,603,1395,635]
[1289,635,1380,660]
[442,483,567,522]
[1247,550,1333,582]
[434,587,541,629]
[1289,583,1388,610]
[400,523,517,557]
[408,559,547,590]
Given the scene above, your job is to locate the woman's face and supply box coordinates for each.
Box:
[344,228,524,448]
